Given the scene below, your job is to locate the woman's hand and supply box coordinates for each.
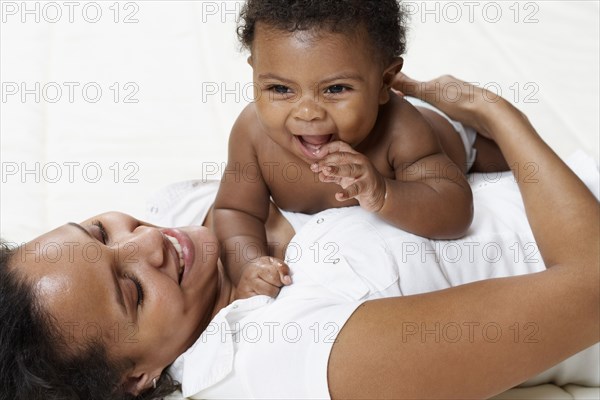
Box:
[234,256,292,300]
[392,73,527,142]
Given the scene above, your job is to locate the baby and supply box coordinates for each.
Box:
[213,0,507,299]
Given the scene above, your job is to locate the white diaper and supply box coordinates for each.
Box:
[405,96,478,172]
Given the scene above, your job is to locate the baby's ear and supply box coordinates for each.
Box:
[247,56,253,66]
[379,57,404,104]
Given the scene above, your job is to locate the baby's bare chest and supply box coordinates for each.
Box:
[257,144,394,214]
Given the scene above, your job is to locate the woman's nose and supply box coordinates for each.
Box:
[118,226,165,270]
[292,97,326,122]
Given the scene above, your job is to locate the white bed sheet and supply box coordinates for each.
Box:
[1,1,598,243]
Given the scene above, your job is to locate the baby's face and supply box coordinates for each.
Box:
[250,23,393,163]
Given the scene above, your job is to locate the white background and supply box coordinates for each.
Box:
[1,0,599,243]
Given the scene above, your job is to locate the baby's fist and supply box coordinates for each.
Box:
[234,256,292,300]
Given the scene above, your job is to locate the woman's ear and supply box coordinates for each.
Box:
[247,56,253,67]
[122,371,160,396]
[379,57,404,104]
[122,373,145,396]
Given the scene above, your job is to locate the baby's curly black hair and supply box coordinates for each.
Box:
[237,0,408,64]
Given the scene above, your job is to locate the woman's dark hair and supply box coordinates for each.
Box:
[0,240,179,400]
[237,0,408,64]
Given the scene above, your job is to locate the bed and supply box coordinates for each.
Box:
[1,1,598,398]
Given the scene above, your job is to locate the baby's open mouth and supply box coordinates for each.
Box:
[297,134,333,155]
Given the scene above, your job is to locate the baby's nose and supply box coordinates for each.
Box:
[293,98,326,122]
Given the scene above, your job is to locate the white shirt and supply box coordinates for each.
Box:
[150,153,600,399]
[169,192,546,399]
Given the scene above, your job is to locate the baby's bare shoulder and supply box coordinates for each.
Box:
[380,95,439,163]
[382,95,432,139]
[230,103,263,144]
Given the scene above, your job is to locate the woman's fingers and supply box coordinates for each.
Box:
[391,72,421,97]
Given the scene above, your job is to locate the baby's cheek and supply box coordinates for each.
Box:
[338,114,372,141]
[256,101,280,125]
[258,104,292,137]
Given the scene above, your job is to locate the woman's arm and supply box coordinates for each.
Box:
[328,76,599,399]
[397,75,599,274]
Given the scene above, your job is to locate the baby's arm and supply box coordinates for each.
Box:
[383,103,473,238]
[314,101,473,239]
[213,107,291,298]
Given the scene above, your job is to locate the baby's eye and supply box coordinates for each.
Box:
[269,85,291,94]
[325,85,348,95]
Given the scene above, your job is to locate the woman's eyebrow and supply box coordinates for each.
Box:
[66,222,128,316]
[67,222,93,239]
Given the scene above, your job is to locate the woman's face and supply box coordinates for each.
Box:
[12,212,221,393]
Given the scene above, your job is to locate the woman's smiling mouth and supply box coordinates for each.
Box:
[162,229,196,285]
[165,234,185,276]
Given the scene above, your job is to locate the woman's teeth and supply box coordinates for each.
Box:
[165,234,185,274]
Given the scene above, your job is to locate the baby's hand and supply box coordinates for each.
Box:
[310,141,387,212]
[234,256,292,300]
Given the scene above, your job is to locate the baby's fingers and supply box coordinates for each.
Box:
[234,281,278,300]
[316,140,357,158]
[322,163,364,179]
[277,262,292,286]
[258,258,291,287]
[247,279,282,298]
[311,151,356,174]
[335,181,361,201]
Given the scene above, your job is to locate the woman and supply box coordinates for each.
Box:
[1,76,598,399]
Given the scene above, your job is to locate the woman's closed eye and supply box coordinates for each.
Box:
[89,220,144,307]
[91,220,109,244]
[126,273,145,306]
